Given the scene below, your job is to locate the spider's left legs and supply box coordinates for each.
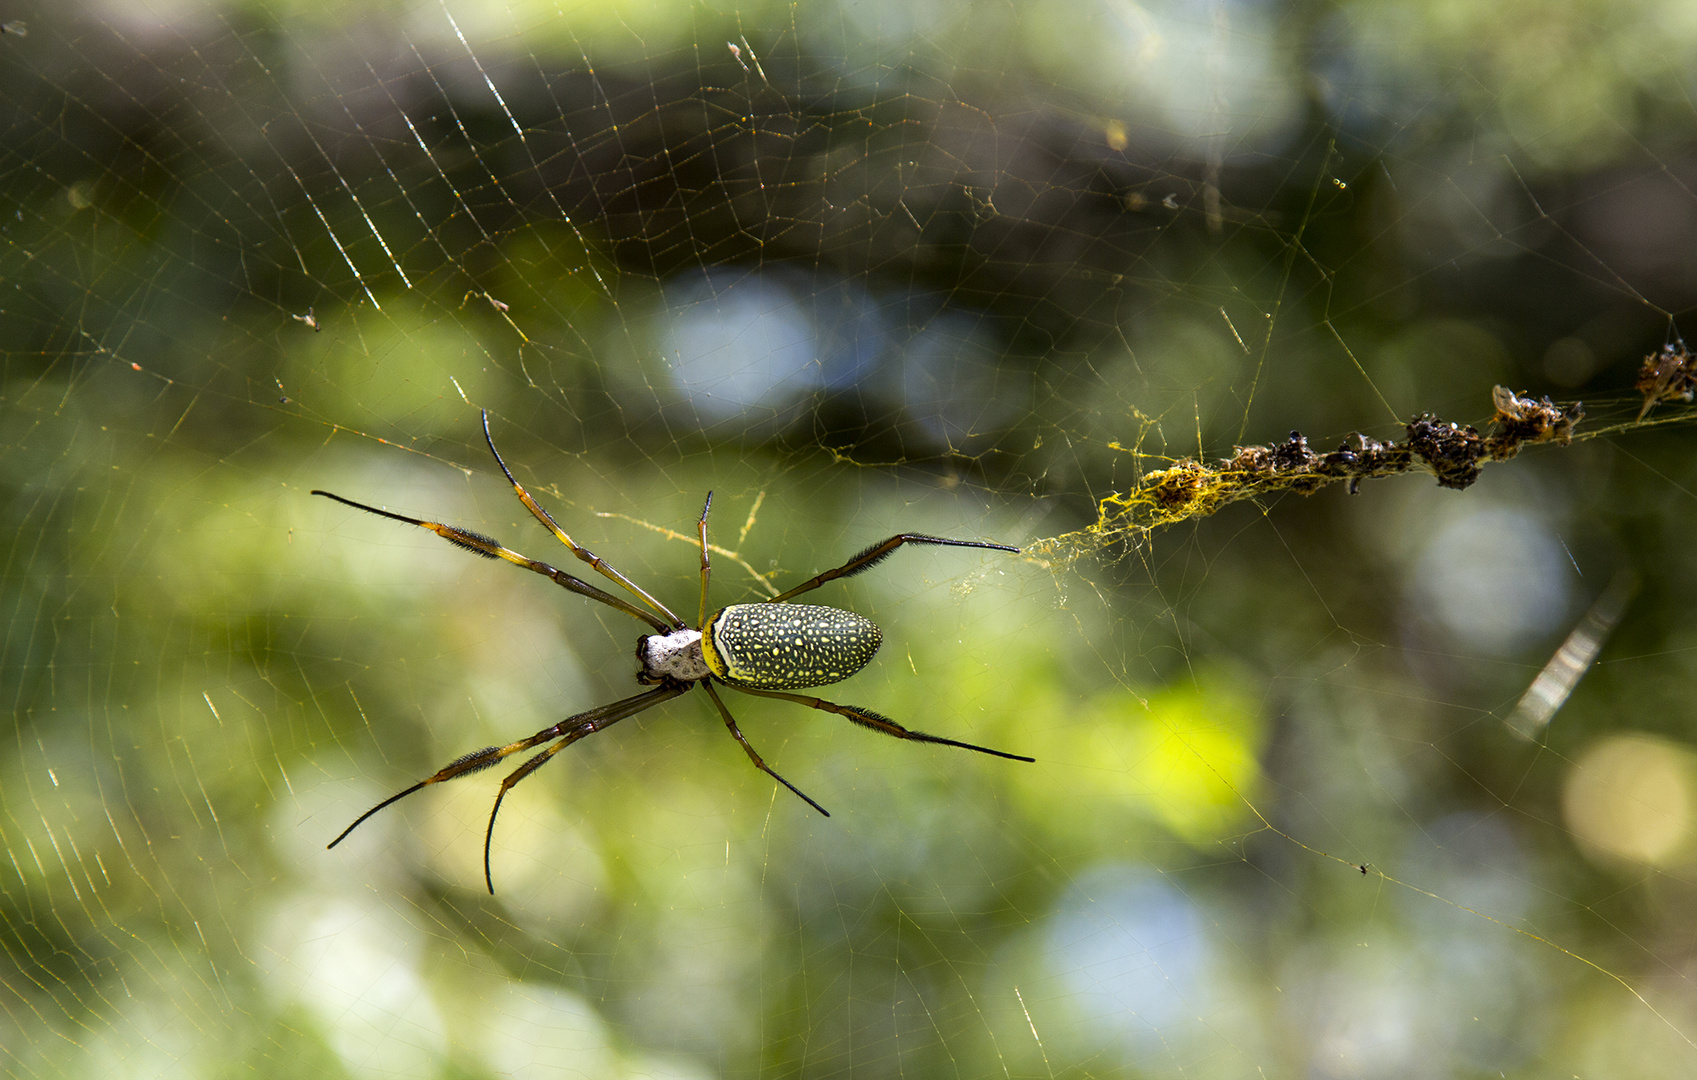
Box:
[702,681,829,816]
[768,534,1020,603]
[697,492,713,629]
[310,490,670,632]
[724,685,1034,763]
[480,411,683,627]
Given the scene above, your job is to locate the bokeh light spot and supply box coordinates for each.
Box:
[1563,734,1696,867]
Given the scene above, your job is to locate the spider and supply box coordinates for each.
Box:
[313,413,1032,892]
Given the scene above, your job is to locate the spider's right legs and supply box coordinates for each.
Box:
[479,682,687,892]
[327,683,685,850]
[724,685,1033,763]
[702,681,829,817]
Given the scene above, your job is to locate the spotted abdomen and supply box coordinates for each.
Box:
[701,603,882,690]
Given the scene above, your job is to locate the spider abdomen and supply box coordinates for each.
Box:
[702,603,882,690]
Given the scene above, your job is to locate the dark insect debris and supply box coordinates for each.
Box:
[1636,344,1696,420]
[1089,384,1585,536]
[1026,345,1694,565]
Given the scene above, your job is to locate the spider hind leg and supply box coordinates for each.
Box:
[724,684,1034,763]
[768,533,1020,603]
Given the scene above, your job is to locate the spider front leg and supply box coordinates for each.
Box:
[476,682,686,893]
[311,489,671,632]
[481,411,683,627]
[328,684,684,852]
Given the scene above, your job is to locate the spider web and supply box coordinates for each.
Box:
[4,1,1697,1077]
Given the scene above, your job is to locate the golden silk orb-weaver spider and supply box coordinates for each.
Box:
[313,413,1032,893]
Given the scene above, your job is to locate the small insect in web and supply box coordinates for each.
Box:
[313,413,1032,892]
[1635,342,1695,420]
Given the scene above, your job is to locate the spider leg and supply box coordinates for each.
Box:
[697,492,713,630]
[702,681,830,817]
[481,411,683,627]
[723,685,1034,763]
[311,489,671,633]
[481,683,687,893]
[328,684,685,851]
[767,533,1020,603]
[484,744,565,894]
